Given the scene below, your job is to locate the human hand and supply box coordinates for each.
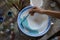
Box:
[29,7,44,16]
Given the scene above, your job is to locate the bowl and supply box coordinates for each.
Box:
[30,0,43,8]
[17,6,51,37]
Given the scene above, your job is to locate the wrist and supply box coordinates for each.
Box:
[38,9,45,13]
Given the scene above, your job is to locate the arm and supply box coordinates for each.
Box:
[30,7,60,19]
[39,10,60,19]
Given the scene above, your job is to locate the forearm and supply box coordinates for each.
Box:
[40,10,60,19]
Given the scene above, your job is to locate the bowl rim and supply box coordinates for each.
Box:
[17,5,51,37]
[30,0,43,8]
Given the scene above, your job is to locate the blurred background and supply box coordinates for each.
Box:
[0,0,60,40]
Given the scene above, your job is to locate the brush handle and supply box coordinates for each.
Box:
[21,14,29,24]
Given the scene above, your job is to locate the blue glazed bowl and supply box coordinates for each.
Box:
[17,6,51,37]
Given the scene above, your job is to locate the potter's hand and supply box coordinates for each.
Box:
[29,7,44,16]
[29,7,60,19]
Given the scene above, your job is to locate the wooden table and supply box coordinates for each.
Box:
[39,19,60,40]
[0,0,60,40]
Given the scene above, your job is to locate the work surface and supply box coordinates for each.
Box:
[0,0,60,40]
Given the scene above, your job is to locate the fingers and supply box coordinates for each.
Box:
[29,7,38,16]
[29,10,35,16]
[29,7,45,16]
[32,7,37,9]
